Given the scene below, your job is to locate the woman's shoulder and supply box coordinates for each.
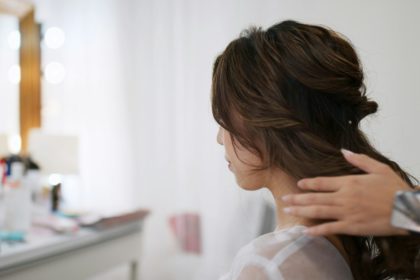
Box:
[233,225,308,258]
[220,225,353,280]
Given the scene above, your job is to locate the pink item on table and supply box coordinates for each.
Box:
[169,213,201,254]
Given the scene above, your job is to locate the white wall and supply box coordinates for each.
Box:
[34,0,420,279]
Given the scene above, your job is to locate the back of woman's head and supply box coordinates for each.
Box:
[212,20,420,279]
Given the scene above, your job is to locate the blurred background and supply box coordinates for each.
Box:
[0,0,419,279]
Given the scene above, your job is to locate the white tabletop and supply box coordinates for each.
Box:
[0,221,143,276]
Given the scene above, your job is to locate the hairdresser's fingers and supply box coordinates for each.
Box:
[284,205,342,219]
[304,221,349,236]
[282,193,337,206]
[297,177,344,192]
[341,149,392,174]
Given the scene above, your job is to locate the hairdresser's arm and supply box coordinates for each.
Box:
[282,150,413,236]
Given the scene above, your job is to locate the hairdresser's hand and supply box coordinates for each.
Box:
[282,150,412,236]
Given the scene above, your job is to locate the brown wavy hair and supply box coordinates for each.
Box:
[211,20,420,280]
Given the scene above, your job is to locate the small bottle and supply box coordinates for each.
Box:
[0,159,6,228]
[3,161,32,232]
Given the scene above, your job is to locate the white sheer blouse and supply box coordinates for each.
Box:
[219,225,354,280]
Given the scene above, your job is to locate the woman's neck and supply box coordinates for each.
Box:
[266,170,314,229]
[267,170,350,263]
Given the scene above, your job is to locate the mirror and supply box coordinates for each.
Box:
[0,15,20,148]
[0,1,41,155]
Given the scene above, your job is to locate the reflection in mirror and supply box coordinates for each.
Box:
[0,15,20,152]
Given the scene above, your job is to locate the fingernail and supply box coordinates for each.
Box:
[283,207,292,213]
[341,149,354,157]
[297,180,305,188]
[281,195,291,202]
[303,228,312,235]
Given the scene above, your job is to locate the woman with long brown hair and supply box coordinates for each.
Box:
[213,20,420,279]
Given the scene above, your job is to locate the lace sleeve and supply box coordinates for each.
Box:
[220,226,354,280]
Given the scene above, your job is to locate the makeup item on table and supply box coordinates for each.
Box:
[0,230,26,242]
[32,214,79,234]
[169,213,201,254]
[3,160,32,232]
[51,183,62,212]
[0,159,6,230]
[23,156,41,198]
[0,159,6,187]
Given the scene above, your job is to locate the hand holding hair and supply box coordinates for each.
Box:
[282,149,412,236]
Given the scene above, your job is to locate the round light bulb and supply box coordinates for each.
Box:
[44,27,65,49]
[8,134,21,154]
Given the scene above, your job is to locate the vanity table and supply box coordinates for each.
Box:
[0,221,144,280]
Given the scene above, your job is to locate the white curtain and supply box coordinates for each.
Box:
[123,1,268,278]
[35,0,420,279]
